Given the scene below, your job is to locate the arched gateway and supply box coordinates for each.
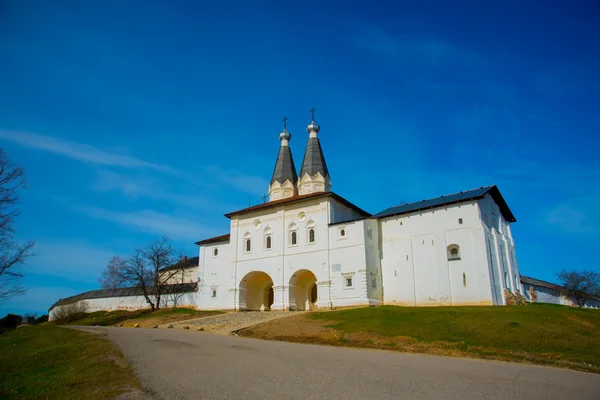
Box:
[239,271,274,311]
[289,269,318,311]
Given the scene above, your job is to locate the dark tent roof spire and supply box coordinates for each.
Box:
[299,109,330,181]
[268,117,299,201]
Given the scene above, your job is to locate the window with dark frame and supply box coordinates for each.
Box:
[291,231,297,245]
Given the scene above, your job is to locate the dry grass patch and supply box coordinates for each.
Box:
[239,304,600,373]
[67,308,224,327]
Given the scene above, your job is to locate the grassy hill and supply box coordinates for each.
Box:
[0,324,140,399]
[240,303,600,373]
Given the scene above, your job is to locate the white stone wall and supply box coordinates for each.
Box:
[379,200,496,306]
[478,194,521,305]
[197,239,233,310]
[161,267,198,285]
[198,197,333,310]
[49,292,196,321]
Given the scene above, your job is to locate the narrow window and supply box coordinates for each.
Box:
[291,231,297,245]
[213,248,219,257]
[448,244,460,260]
[463,272,467,287]
[266,235,272,249]
[340,229,346,237]
[372,274,377,288]
[245,239,251,252]
[211,289,217,298]
[345,277,353,287]
[458,218,463,225]
[309,228,315,243]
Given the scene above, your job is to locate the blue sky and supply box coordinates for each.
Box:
[1,0,599,315]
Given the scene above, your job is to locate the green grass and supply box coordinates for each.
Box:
[0,324,140,399]
[310,304,600,366]
[69,307,223,326]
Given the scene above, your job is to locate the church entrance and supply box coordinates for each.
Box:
[239,271,274,311]
[289,270,318,311]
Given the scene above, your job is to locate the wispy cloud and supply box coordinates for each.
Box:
[33,241,117,279]
[0,129,270,198]
[203,165,270,196]
[546,197,598,235]
[0,129,175,173]
[79,205,219,240]
[347,24,483,66]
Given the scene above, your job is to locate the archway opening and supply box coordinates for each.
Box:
[239,271,274,311]
[289,270,318,311]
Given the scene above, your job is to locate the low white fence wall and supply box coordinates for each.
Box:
[48,283,198,321]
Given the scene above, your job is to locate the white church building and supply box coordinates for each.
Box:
[194,113,521,312]
[49,112,522,318]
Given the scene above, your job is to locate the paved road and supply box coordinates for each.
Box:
[82,327,600,400]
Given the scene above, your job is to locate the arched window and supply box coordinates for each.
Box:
[243,232,251,253]
[289,223,298,246]
[266,235,272,249]
[447,244,460,260]
[340,229,346,237]
[309,228,315,243]
[213,248,219,257]
[291,231,297,245]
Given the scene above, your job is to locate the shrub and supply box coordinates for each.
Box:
[53,301,90,324]
[504,290,527,305]
[0,314,23,334]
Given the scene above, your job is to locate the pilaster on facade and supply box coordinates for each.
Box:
[315,280,332,309]
[271,284,287,311]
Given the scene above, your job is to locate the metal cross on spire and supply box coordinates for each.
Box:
[309,107,316,122]
[282,115,288,130]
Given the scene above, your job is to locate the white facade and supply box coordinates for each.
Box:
[196,189,521,311]
[48,116,523,317]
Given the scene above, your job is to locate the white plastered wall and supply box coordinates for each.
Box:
[379,200,495,306]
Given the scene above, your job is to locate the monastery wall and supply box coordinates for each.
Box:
[49,292,196,321]
[379,200,496,306]
[479,194,521,305]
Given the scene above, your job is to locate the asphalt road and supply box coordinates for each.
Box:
[82,327,600,400]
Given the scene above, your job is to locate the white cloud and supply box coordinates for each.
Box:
[33,241,117,279]
[79,205,219,240]
[0,129,175,173]
[546,201,597,235]
[91,169,239,211]
[203,165,269,196]
[347,25,483,66]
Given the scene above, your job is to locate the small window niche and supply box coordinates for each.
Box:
[338,227,347,239]
[342,272,355,289]
[463,272,467,287]
[289,223,298,247]
[447,244,461,260]
[211,287,217,298]
[307,220,316,244]
[243,232,252,253]
[308,228,315,243]
[264,227,272,250]
[213,248,219,257]
[458,218,463,225]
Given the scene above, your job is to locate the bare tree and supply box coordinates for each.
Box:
[119,236,186,311]
[99,255,127,289]
[557,269,600,307]
[0,149,35,300]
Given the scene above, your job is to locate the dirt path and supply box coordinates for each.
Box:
[164,311,301,333]
[75,326,600,400]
